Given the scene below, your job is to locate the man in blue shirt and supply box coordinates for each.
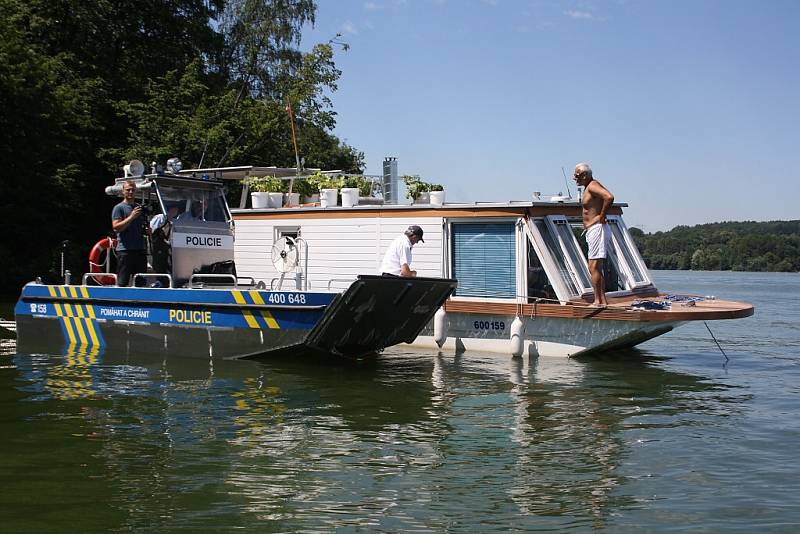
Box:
[112,180,150,286]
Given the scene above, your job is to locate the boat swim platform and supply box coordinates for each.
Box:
[443,294,753,322]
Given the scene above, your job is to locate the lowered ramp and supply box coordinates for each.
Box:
[301,275,458,357]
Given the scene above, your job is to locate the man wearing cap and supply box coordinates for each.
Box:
[380,225,425,277]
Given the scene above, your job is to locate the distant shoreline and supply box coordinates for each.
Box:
[631,220,799,273]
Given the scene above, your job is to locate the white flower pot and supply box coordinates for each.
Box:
[430,190,445,206]
[285,192,300,207]
[320,188,338,208]
[413,192,430,204]
[251,192,269,209]
[268,192,284,208]
[341,187,359,208]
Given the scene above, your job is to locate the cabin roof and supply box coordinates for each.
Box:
[176,165,336,181]
[231,199,629,216]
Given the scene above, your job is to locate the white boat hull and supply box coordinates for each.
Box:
[411,313,684,357]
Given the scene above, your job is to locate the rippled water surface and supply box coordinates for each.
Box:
[1,271,798,531]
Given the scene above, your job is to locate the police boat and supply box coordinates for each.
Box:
[14,160,457,359]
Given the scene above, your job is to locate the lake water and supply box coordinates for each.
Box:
[1,271,798,531]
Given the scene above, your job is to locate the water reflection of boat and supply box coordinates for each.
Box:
[14,162,456,360]
[9,344,748,528]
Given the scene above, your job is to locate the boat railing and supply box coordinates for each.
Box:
[327,278,356,291]
[188,273,249,288]
[133,273,173,288]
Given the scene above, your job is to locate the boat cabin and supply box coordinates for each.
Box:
[105,170,235,287]
[170,165,655,305]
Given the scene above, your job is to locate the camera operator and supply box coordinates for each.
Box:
[111,180,151,286]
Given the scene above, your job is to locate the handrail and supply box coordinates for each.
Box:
[132,273,173,288]
[189,273,237,287]
[327,278,356,291]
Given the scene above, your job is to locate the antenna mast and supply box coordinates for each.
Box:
[561,166,573,198]
[286,97,301,194]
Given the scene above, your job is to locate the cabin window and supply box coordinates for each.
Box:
[606,215,652,288]
[527,241,557,300]
[275,226,301,242]
[156,184,231,223]
[523,215,594,302]
[451,222,516,298]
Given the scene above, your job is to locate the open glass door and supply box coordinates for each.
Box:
[524,216,593,302]
[606,215,653,289]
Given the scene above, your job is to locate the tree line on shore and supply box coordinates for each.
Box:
[0,0,362,295]
[630,220,800,272]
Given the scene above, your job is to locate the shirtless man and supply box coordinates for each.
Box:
[573,163,614,306]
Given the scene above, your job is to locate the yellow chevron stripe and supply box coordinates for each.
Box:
[74,304,85,318]
[48,286,57,297]
[88,345,100,364]
[62,316,77,345]
[64,303,74,317]
[85,305,96,319]
[260,310,279,329]
[65,343,77,363]
[69,286,78,298]
[58,286,68,298]
[84,318,100,347]
[54,302,64,317]
[80,286,89,299]
[72,317,88,345]
[248,291,280,329]
[232,290,261,329]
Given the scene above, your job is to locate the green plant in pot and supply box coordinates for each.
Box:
[343,175,373,197]
[403,175,431,201]
[244,176,283,192]
[307,172,343,192]
[292,177,316,199]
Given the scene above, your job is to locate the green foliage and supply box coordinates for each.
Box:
[632,220,800,272]
[290,178,316,199]
[244,176,283,192]
[0,0,364,295]
[305,172,342,192]
[342,175,373,197]
[402,175,444,199]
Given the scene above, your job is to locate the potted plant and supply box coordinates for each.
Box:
[341,175,371,207]
[307,172,343,208]
[429,183,445,206]
[292,177,317,204]
[403,175,430,204]
[244,176,283,208]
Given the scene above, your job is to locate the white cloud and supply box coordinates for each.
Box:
[481,0,499,6]
[341,20,358,35]
[564,9,595,20]
[364,1,379,10]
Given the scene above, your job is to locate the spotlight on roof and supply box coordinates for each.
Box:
[123,159,145,178]
[166,157,183,173]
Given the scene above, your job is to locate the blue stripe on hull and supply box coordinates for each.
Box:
[15,283,333,354]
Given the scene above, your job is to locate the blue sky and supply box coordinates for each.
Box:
[302,1,799,231]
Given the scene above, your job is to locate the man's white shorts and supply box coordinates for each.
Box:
[586,223,611,260]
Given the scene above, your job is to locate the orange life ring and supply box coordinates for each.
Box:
[88,237,117,285]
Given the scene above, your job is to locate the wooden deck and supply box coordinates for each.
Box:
[444,294,754,322]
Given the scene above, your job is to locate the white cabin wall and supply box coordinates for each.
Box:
[234,215,444,291]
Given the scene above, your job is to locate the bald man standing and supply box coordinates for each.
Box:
[573,163,614,306]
